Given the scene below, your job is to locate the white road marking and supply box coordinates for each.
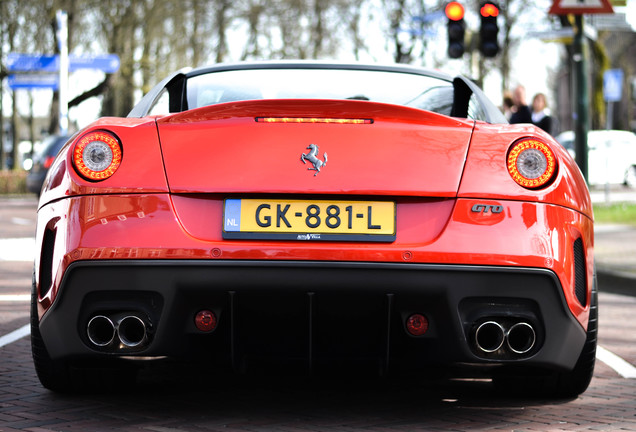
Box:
[596,346,636,379]
[0,324,30,348]
[10,217,33,226]
[0,238,35,262]
[0,294,30,302]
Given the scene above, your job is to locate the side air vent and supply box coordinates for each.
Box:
[39,226,57,298]
[573,238,587,306]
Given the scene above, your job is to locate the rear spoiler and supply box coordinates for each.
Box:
[452,76,508,124]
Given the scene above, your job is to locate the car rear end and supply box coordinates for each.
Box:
[32,64,595,394]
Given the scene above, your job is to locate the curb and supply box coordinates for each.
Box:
[597,267,636,297]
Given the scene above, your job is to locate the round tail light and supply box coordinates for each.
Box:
[507,138,557,189]
[406,313,429,336]
[72,131,122,181]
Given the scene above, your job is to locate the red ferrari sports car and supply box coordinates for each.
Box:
[32,62,596,396]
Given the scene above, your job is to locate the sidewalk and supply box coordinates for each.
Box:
[595,224,636,296]
[589,185,636,295]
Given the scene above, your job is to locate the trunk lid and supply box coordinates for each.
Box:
[156,100,474,197]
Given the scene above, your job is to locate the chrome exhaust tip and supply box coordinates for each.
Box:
[475,321,505,353]
[117,315,148,348]
[87,315,116,347]
[506,322,536,354]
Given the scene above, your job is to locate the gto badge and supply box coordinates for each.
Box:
[471,204,504,214]
[301,144,328,176]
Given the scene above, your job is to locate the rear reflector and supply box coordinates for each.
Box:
[406,314,429,336]
[194,310,217,332]
[256,117,373,124]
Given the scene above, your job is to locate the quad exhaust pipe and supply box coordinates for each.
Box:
[506,322,536,354]
[87,314,148,349]
[474,321,505,353]
[474,320,536,356]
[87,315,116,347]
[117,316,148,348]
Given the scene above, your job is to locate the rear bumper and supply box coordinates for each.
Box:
[39,260,586,372]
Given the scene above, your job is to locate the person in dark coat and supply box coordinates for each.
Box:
[509,85,532,124]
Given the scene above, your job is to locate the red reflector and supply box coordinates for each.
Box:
[406,314,429,336]
[194,310,217,332]
[255,117,373,124]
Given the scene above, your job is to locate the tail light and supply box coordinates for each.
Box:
[43,156,56,169]
[72,131,122,181]
[507,138,557,189]
[255,117,373,124]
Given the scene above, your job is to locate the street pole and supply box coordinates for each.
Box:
[573,15,589,184]
[0,0,4,170]
[56,10,69,136]
[605,100,613,203]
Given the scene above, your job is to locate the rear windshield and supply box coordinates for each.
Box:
[182,69,454,116]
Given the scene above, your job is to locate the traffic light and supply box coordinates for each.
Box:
[445,2,465,59]
[479,2,499,57]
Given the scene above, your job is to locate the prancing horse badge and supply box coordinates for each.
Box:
[301,144,328,176]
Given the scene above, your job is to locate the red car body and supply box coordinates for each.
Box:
[32,62,596,395]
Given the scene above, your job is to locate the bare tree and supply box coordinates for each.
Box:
[381,0,438,64]
[3,0,58,167]
[1,0,567,141]
[214,0,233,63]
[96,0,138,117]
[341,0,367,60]
[241,0,266,60]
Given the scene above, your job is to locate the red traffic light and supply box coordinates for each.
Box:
[481,3,499,17]
[479,2,499,57]
[445,2,465,21]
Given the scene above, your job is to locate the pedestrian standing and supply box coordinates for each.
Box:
[531,92,555,135]
[509,85,532,124]
[502,91,514,121]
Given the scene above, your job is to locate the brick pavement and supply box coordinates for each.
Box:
[0,327,635,432]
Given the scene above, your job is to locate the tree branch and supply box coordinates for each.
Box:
[68,74,113,108]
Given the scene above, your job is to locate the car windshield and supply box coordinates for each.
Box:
[184,69,454,116]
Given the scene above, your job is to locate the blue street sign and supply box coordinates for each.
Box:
[7,53,120,73]
[411,11,445,23]
[7,54,58,72]
[603,69,623,102]
[69,54,120,73]
[8,74,59,90]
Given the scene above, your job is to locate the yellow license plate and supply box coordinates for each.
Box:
[223,199,395,242]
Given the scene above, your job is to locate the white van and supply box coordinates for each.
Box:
[555,130,636,187]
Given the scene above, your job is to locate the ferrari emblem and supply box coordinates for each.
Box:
[301,144,328,176]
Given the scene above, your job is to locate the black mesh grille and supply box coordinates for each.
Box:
[573,238,587,306]
[39,227,56,298]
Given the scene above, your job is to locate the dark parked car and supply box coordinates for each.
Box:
[27,135,71,195]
